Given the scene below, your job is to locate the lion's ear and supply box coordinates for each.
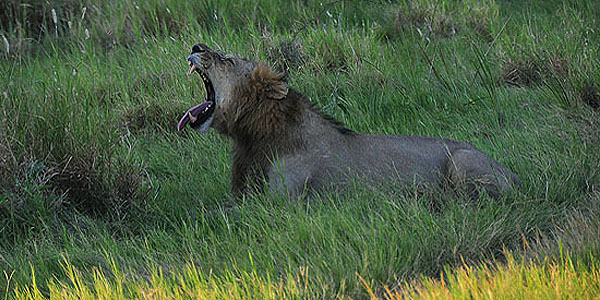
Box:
[252,64,289,100]
[265,78,288,100]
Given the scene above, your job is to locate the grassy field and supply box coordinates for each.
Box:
[1,0,599,298]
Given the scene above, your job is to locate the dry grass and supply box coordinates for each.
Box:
[395,3,457,38]
[267,39,306,72]
[379,1,497,41]
[467,16,492,41]
[502,57,542,87]
[502,53,571,87]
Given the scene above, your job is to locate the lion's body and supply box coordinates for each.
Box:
[183,44,519,199]
[236,87,516,199]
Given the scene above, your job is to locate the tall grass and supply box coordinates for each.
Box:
[10,241,600,299]
[366,249,600,300]
[1,0,600,299]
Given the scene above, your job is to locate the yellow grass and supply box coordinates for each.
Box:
[363,251,600,300]
[11,250,600,300]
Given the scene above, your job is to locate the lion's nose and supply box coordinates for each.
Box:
[187,55,199,64]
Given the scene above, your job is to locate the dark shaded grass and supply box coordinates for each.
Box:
[120,98,190,134]
[580,81,600,110]
[0,57,149,242]
[1,0,388,60]
[527,189,600,262]
[0,119,148,238]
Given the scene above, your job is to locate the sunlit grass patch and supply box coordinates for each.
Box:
[13,257,313,300]
[364,250,600,300]
[11,244,600,300]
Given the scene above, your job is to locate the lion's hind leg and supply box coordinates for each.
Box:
[445,148,518,198]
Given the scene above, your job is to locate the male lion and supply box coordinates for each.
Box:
[178,44,519,199]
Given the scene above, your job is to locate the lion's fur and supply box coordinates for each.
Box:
[213,64,351,196]
[188,44,519,199]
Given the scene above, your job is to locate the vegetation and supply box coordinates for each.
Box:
[1,0,599,298]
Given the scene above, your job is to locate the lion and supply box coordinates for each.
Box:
[177,44,519,199]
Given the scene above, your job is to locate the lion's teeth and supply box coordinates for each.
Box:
[187,64,197,75]
[189,112,197,122]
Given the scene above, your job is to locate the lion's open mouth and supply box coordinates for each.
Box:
[177,56,216,132]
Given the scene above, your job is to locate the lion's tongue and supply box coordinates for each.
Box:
[177,102,213,131]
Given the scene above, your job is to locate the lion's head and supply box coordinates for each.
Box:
[177,44,289,135]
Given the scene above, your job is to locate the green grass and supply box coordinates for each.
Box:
[10,246,600,300]
[1,0,600,299]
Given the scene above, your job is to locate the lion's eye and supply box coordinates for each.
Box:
[192,44,205,53]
